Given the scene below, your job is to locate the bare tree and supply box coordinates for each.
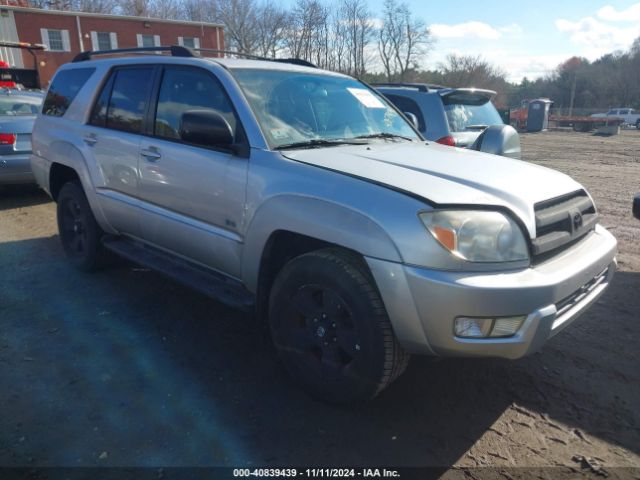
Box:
[284,0,330,66]
[117,0,151,16]
[255,3,290,58]
[211,0,259,53]
[378,0,432,81]
[182,0,217,22]
[68,0,117,12]
[339,0,373,77]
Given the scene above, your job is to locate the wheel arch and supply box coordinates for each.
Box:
[243,195,402,318]
[45,140,113,233]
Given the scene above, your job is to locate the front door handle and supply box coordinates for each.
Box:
[141,148,161,161]
[83,134,97,146]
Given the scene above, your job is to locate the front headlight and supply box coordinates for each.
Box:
[419,210,529,263]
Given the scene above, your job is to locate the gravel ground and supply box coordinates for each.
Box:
[0,130,638,476]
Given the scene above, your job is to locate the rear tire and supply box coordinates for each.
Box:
[268,248,409,404]
[57,181,108,272]
[636,119,640,130]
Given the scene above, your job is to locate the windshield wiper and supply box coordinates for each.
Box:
[354,132,414,141]
[276,139,364,150]
[465,124,488,130]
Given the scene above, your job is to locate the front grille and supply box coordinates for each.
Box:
[532,190,597,257]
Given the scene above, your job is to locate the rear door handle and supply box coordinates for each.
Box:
[141,148,161,161]
[83,134,97,146]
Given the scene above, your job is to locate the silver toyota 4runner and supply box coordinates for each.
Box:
[31,47,617,403]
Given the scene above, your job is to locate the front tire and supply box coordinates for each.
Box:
[57,181,108,272]
[268,248,409,404]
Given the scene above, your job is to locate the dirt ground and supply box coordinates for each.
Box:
[0,129,638,476]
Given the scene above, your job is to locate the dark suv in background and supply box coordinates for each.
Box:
[375,82,520,159]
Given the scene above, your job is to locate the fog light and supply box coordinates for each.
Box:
[454,315,526,339]
[490,316,525,337]
[454,317,492,338]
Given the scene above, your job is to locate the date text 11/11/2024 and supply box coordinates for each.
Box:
[233,468,401,478]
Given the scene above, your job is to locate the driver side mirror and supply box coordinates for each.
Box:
[404,111,419,130]
[179,110,235,150]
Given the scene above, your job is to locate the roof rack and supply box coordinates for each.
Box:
[371,82,446,92]
[72,45,317,68]
[189,48,317,67]
[72,45,193,62]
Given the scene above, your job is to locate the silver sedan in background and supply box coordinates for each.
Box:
[0,89,43,185]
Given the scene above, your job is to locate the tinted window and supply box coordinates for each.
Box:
[442,93,503,132]
[105,68,154,134]
[154,67,237,141]
[42,68,94,117]
[89,74,114,127]
[384,94,425,132]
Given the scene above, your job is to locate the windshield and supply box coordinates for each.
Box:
[0,94,42,116]
[231,68,420,148]
[442,93,503,132]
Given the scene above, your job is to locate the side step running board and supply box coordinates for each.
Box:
[102,236,255,311]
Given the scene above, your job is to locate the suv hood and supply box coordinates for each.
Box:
[282,142,584,238]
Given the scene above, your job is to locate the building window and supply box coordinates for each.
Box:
[91,31,117,51]
[48,30,64,50]
[137,34,160,48]
[41,28,70,52]
[178,36,200,49]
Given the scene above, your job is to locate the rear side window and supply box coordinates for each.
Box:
[384,94,425,132]
[89,67,154,134]
[42,68,94,117]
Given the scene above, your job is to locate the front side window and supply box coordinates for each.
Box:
[90,67,154,133]
[231,69,419,148]
[154,67,236,142]
[42,68,94,117]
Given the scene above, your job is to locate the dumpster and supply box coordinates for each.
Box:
[527,99,553,132]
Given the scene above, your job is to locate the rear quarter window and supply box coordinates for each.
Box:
[42,68,95,117]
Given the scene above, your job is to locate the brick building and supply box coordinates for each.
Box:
[0,4,224,85]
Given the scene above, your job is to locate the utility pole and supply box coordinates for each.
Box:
[568,72,577,117]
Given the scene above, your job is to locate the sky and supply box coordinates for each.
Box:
[408,0,640,81]
[285,0,640,82]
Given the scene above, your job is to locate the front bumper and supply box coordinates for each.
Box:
[0,153,34,184]
[367,224,617,359]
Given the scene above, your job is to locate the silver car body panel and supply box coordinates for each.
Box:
[31,56,617,360]
[281,142,583,239]
[0,95,43,184]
